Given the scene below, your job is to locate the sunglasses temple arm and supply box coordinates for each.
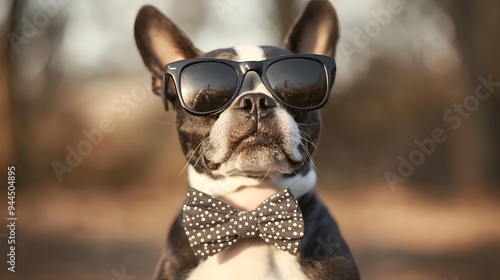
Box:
[161,74,171,111]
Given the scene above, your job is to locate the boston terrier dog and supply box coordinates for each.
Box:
[134,1,359,279]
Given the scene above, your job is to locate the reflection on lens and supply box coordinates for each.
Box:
[180,62,237,113]
[267,58,327,109]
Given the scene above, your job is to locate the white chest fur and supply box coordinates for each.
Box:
[186,238,307,280]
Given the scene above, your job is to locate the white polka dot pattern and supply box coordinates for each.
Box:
[182,187,304,260]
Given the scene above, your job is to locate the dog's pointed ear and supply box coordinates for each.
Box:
[283,0,339,57]
[134,5,202,96]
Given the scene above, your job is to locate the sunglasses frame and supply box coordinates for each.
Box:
[162,54,336,116]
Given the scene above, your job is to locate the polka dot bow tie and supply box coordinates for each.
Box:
[182,187,304,260]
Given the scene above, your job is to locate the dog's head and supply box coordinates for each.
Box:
[134,1,339,197]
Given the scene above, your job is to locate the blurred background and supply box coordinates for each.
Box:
[1,0,499,279]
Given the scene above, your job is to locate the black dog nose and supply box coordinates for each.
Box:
[234,93,276,116]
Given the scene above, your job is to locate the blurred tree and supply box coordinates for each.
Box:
[0,0,15,171]
[8,0,68,186]
[443,0,500,189]
[276,0,294,39]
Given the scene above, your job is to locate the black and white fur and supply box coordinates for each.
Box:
[134,1,359,279]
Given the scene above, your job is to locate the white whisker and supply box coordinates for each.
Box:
[300,142,317,173]
[259,165,272,184]
[298,129,316,146]
[193,143,211,169]
[177,137,209,178]
[296,122,314,127]
[238,167,249,179]
[299,134,317,148]
[153,120,174,125]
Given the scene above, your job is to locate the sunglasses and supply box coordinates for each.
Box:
[162,54,336,116]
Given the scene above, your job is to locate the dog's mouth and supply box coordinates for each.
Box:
[231,134,279,154]
[202,132,304,177]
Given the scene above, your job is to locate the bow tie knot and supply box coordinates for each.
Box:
[182,187,304,260]
[233,211,260,237]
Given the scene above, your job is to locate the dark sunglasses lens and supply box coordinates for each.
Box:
[180,62,237,113]
[267,59,327,109]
